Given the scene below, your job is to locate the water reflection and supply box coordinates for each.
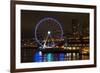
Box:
[21,47,89,62]
[32,51,89,62]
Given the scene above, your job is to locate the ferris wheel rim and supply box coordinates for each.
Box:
[35,17,64,47]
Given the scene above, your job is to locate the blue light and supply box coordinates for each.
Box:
[33,51,42,62]
[59,53,65,61]
[46,53,53,62]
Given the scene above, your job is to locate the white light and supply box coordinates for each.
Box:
[48,31,51,35]
[39,51,42,56]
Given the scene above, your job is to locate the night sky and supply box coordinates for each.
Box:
[21,10,89,39]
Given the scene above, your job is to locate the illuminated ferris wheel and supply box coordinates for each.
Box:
[35,17,64,48]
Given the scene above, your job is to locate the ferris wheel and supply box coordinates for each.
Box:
[35,17,64,48]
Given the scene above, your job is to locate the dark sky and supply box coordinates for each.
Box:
[21,10,89,39]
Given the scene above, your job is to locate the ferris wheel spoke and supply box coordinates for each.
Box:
[35,17,64,48]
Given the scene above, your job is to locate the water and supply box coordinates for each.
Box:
[21,47,89,62]
[33,52,89,62]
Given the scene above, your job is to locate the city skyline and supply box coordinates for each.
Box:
[21,10,89,39]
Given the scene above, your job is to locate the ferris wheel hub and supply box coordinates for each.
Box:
[48,31,51,35]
